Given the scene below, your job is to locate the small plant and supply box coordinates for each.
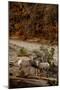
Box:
[18,47,28,56]
[40,46,49,62]
[47,48,55,65]
[32,46,55,66]
[48,79,58,86]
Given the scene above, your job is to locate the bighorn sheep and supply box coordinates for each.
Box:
[17,56,31,68]
[30,58,50,76]
[17,56,35,76]
[17,56,50,76]
[39,62,50,71]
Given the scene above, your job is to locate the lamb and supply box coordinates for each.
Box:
[33,61,50,76]
[39,62,50,72]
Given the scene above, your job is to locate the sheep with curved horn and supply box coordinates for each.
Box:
[17,56,36,76]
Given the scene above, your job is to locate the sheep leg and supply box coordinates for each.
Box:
[35,69,37,76]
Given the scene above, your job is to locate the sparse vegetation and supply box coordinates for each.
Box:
[18,47,28,56]
[47,48,55,65]
[32,46,55,64]
[48,79,58,86]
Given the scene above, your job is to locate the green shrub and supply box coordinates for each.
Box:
[18,47,28,56]
[47,48,55,65]
[48,79,58,86]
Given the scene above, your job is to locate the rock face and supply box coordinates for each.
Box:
[9,2,58,44]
